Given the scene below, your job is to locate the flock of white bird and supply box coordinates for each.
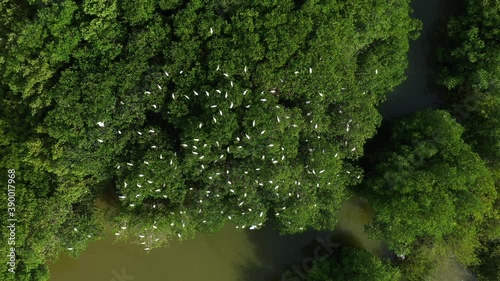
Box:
[80,62,366,252]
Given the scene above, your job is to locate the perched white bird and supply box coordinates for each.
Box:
[98,139,104,143]
[97,121,105,127]
[157,84,162,90]
[210,27,214,35]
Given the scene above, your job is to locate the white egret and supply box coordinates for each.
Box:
[97,121,105,127]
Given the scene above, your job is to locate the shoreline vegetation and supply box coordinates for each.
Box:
[0,0,498,280]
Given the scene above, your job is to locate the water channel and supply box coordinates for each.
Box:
[49,0,475,280]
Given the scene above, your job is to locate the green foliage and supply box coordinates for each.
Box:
[437,0,500,168]
[363,110,496,270]
[0,0,419,278]
[307,247,401,281]
[437,1,500,278]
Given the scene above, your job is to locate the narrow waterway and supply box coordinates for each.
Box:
[49,0,475,280]
[49,197,376,281]
[378,0,451,117]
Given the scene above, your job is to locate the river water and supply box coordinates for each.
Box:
[49,0,474,280]
[49,198,377,281]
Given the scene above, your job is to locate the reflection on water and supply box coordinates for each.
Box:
[429,258,477,281]
[50,198,475,281]
[50,224,259,281]
[331,197,382,257]
[48,197,381,281]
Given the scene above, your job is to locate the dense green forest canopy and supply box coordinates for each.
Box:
[362,110,497,280]
[306,247,400,281]
[437,0,500,280]
[0,0,420,280]
[438,0,500,168]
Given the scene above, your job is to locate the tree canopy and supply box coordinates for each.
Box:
[437,0,500,279]
[362,110,496,275]
[307,247,401,281]
[0,0,421,280]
